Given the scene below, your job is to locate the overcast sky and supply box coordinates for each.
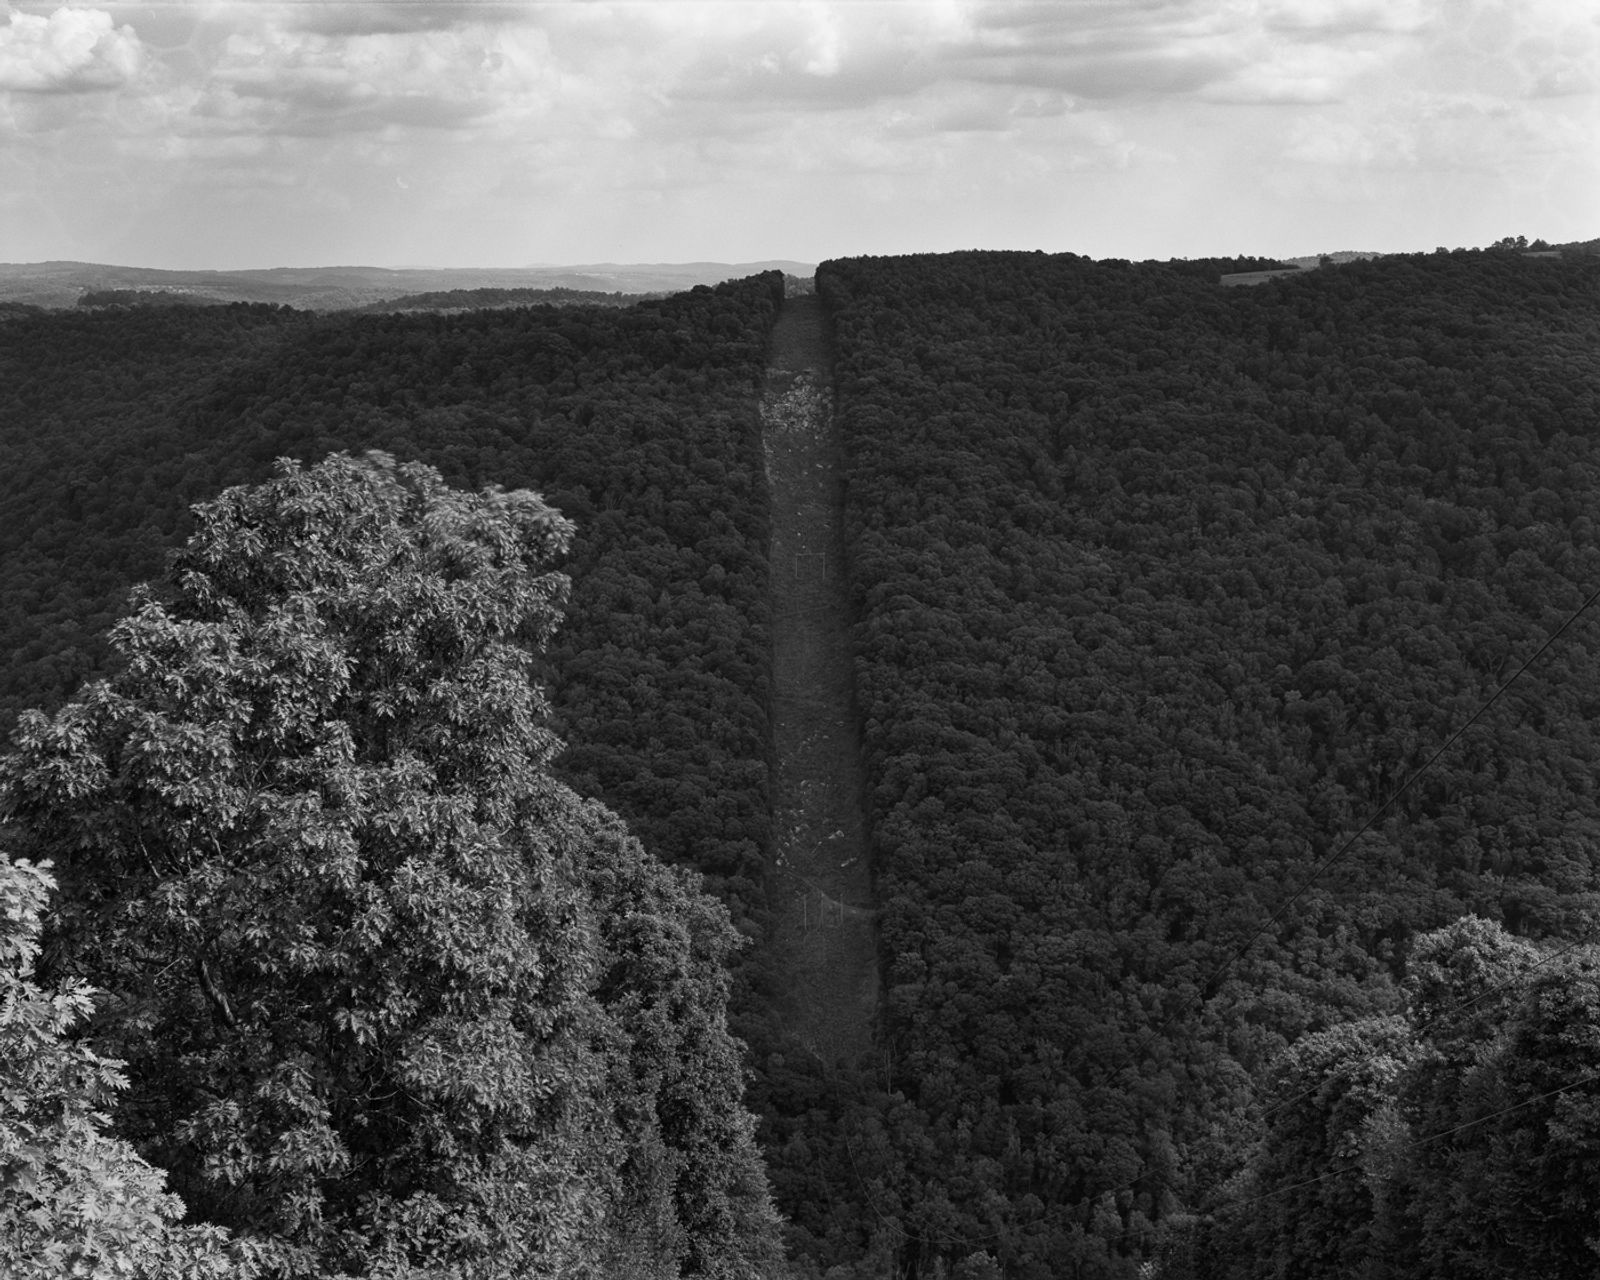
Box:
[1,0,1594,269]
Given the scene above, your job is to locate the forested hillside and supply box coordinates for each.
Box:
[0,277,807,1273]
[6,250,1600,1278]
[0,278,778,920]
[812,247,1600,1278]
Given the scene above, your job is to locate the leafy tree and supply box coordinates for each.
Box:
[0,452,778,1277]
[1474,955,1600,1277]
[0,853,255,1278]
[1210,1015,1412,1280]
[1377,917,1539,1278]
[1378,918,1600,1280]
[1213,918,1600,1280]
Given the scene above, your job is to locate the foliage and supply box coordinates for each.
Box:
[1210,917,1600,1280]
[0,276,781,926]
[1,853,257,1279]
[1375,918,1600,1280]
[7,247,1600,1278]
[812,247,1600,1276]
[0,272,789,1262]
[1209,1015,1413,1279]
[1,453,779,1276]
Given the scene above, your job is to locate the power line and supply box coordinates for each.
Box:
[1215,1065,1600,1218]
[1260,921,1600,1125]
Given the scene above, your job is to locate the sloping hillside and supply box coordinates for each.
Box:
[813,246,1600,1278]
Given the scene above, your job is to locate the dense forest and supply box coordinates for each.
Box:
[0,277,779,918]
[0,276,810,1265]
[4,246,1600,1277]
[813,246,1600,1277]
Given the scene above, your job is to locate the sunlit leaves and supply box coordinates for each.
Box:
[0,854,258,1279]
[0,452,780,1274]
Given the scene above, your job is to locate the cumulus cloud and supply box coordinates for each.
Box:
[3,0,1592,266]
[1262,0,1598,183]
[1506,16,1599,99]
[5,2,1581,144]
[971,47,1238,99]
[276,0,537,38]
[1260,0,1439,37]
[0,6,145,92]
[653,1,1254,117]
[203,25,532,135]
[1203,35,1389,104]
[1284,89,1594,170]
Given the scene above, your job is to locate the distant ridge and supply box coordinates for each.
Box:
[524,260,810,274]
[0,259,816,311]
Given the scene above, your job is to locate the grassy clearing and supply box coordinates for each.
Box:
[761,297,877,1068]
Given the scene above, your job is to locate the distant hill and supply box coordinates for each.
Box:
[77,289,229,309]
[0,259,816,311]
[355,286,657,314]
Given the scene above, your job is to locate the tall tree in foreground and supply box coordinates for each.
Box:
[0,853,259,1278]
[1192,917,1600,1280]
[0,452,779,1277]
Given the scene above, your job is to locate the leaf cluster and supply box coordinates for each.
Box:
[1196,916,1600,1280]
[1,454,781,1276]
[1,854,259,1279]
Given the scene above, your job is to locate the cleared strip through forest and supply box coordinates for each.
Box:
[761,291,877,1066]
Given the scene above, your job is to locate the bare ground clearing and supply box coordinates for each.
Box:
[762,295,877,1068]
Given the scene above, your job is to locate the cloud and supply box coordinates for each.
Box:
[650,1,1258,119]
[1263,0,1599,178]
[174,21,573,139]
[1202,35,1388,104]
[1284,89,1594,170]
[0,6,145,92]
[274,0,537,38]
[1508,18,1599,99]
[1260,0,1439,37]
[966,47,1239,99]
[3,0,1592,267]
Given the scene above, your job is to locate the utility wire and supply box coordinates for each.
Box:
[1214,1065,1600,1217]
[1157,578,1600,1221]
[1260,919,1600,1124]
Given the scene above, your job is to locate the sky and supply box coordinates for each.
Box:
[0,0,1595,269]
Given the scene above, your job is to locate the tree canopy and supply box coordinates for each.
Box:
[5,251,1600,1278]
[806,247,1600,1277]
[0,852,261,1278]
[0,452,779,1277]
